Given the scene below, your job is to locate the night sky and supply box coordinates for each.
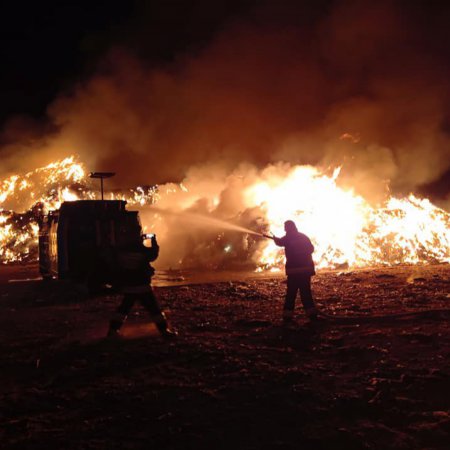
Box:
[0,0,259,122]
[1,0,449,202]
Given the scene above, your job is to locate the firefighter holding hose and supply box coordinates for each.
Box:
[107,233,177,339]
[270,220,319,324]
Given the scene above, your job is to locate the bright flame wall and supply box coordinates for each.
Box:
[1,157,449,268]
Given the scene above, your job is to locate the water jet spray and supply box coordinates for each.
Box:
[143,205,269,237]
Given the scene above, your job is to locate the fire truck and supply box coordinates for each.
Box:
[38,173,144,292]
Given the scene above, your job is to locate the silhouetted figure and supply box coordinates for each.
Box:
[108,234,177,338]
[273,220,318,323]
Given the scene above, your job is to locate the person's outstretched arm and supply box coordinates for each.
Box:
[273,236,285,247]
[147,235,160,261]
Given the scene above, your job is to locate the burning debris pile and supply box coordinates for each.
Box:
[0,207,40,263]
[0,156,85,263]
[0,156,156,263]
[139,164,449,271]
[2,155,448,269]
[248,166,450,270]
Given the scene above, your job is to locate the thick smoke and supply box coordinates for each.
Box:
[139,162,268,269]
[1,0,450,203]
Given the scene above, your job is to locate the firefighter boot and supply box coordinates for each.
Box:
[282,309,294,326]
[305,306,319,321]
[153,312,178,339]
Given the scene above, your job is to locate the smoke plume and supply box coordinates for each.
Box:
[1,0,450,205]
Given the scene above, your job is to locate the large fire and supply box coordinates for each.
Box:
[246,166,449,270]
[0,156,449,268]
[0,156,156,263]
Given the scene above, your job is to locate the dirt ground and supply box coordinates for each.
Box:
[1,263,450,449]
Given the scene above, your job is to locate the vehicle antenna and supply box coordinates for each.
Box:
[89,172,115,200]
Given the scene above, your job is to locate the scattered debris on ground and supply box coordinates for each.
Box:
[1,264,449,449]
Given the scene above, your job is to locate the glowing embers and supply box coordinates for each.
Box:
[0,209,39,263]
[364,196,450,265]
[0,156,87,213]
[0,156,88,263]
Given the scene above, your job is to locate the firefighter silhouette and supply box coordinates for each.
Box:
[108,233,177,338]
[273,220,318,323]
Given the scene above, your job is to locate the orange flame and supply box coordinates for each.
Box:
[0,156,156,263]
[246,165,449,269]
[0,156,449,268]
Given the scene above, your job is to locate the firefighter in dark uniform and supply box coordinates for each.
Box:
[273,220,318,323]
[107,234,177,338]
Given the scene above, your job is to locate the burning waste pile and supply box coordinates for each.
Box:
[0,156,157,263]
[1,155,449,270]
